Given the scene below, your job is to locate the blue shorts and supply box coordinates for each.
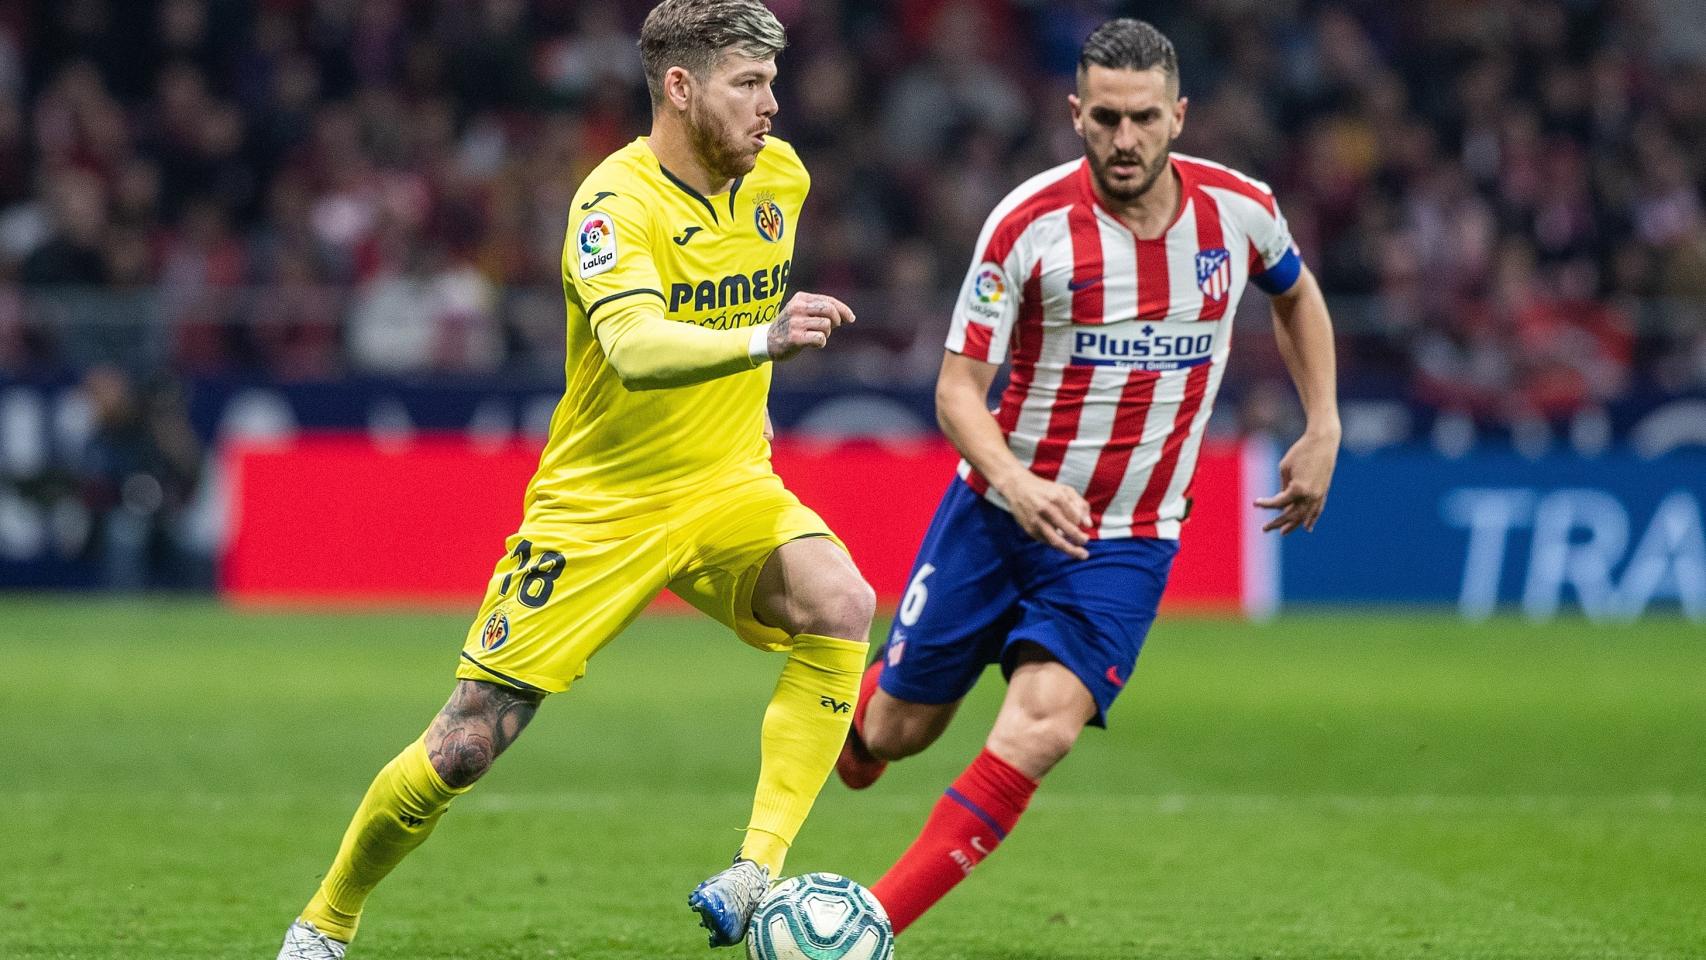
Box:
[880,477,1177,728]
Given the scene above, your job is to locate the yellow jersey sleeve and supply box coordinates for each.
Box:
[594,296,763,390]
[565,190,667,323]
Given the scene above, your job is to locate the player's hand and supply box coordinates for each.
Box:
[998,471,1093,560]
[768,292,855,360]
[1256,430,1339,534]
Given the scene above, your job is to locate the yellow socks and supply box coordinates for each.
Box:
[299,738,469,942]
[297,636,866,941]
[742,633,868,875]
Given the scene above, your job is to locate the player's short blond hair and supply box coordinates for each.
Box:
[639,0,787,105]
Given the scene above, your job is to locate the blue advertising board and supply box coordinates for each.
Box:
[1282,451,1706,620]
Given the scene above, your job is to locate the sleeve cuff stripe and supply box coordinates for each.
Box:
[587,288,666,315]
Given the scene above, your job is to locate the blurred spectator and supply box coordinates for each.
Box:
[75,366,203,589]
[248,247,342,381]
[879,2,1031,166]
[21,168,109,287]
[161,198,247,372]
[347,244,502,375]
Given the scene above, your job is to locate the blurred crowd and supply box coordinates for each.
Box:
[0,0,1704,422]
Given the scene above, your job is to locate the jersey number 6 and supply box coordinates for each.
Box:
[499,539,565,608]
[897,563,936,627]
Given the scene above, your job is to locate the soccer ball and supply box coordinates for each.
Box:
[746,872,894,960]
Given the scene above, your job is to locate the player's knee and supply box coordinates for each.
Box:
[1033,721,1081,766]
[424,681,540,788]
[863,735,908,763]
[862,701,939,761]
[427,734,496,788]
[862,721,927,762]
[988,714,1080,775]
[794,575,876,640]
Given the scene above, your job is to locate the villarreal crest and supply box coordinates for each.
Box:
[480,608,510,651]
[754,195,785,242]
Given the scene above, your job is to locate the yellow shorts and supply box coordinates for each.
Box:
[455,471,842,694]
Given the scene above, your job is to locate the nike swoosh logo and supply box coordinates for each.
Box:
[1068,276,1103,292]
[580,191,617,210]
[673,226,702,245]
[1105,665,1125,688]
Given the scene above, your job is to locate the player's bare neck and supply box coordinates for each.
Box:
[646,117,734,198]
[1097,167,1182,241]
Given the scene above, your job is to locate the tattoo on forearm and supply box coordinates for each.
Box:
[425,680,543,788]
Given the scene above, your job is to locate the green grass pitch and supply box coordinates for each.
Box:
[4,598,1703,959]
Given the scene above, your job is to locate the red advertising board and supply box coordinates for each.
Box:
[223,435,1267,614]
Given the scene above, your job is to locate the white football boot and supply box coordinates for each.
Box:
[688,858,772,947]
[275,919,347,959]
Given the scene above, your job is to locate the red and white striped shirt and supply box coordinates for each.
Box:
[945,153,1303,540]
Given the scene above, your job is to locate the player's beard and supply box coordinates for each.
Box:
[687,98,760,183]
[1090,140,1175,203]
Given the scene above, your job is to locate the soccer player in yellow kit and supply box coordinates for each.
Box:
[276,2,872,956]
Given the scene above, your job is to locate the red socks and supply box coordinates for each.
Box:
[870,748,1038,934]
[836,653,890,790]
[852,653,884,739]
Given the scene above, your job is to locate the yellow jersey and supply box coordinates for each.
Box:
[523,136,808,524]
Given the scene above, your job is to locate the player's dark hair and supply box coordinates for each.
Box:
[639,0,787,105]
[1078,18,1179,95]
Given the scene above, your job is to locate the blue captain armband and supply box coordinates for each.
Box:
[1251,245,1303,295]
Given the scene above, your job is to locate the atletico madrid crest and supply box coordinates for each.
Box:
[1196,247,1232,302]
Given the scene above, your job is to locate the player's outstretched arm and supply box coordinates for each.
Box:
[936,350,1092,559]
[1256,265,1341,534]
[595,291,855,391]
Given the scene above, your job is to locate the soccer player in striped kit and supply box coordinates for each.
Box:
[835,18,1341,934]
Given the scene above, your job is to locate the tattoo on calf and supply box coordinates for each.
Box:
[425,680,543,788]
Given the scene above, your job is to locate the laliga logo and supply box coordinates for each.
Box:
[577,212,617,277]
[579,217,609,255]
[973,267,1006,304]
[754,199,785,242]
